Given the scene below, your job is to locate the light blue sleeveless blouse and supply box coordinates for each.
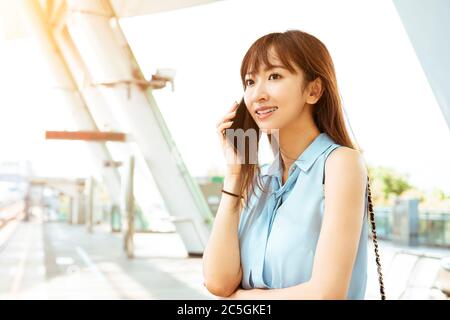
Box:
[238,132,368,299]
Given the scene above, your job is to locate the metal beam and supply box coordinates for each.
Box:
[45,130,127,141]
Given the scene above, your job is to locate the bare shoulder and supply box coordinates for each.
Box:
[325,146,367,182]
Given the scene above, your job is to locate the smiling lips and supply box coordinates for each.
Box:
[255,106,278,120]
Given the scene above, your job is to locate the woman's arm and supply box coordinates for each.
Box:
[228,147,367,300]
[202,174,244,297]
[228,282,321,299]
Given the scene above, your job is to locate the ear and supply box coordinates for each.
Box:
[305,77,323,105]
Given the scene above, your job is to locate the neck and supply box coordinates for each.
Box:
[276,106,321,172]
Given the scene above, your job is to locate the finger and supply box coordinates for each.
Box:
[216,117,227,127]
[216,111,237,128]
[217,121,233,131]
[217,102,240,127]
[217,121,233,134]
[227,101,240,113]
[222,110,237,122]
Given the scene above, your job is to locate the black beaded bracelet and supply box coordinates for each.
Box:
[221,189,243,199]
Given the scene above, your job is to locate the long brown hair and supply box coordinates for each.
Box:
[230,30,386,299]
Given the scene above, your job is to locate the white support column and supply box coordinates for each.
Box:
[52,23,161,223]
[65,0,213,254]
[24,184,31,222]
[86,176,95,233]
[71,194,78,224]
[394,0,450,131]
[68,196,73,224]
[19,0,121,211]
[76,184,85,225]
[123,156,135,258]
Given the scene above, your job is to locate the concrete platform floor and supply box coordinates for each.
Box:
[0,215,449,300]
[0,216,213,299]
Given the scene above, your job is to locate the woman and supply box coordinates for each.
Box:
[202,30,385,300]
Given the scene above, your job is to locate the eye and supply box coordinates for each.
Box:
[245,79,254,86]
[245,73,280,87]
[269,73,281,80]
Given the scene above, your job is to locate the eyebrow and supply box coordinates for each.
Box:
[245,65,288,77]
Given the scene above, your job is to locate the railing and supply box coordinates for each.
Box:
[373,207,450,247]
[419,211,450,247]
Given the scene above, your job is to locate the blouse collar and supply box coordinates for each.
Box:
[261,132,336,177]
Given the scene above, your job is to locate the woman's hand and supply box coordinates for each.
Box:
[216,101,242,176]
[226,288,265,300]
[227,288,245,299]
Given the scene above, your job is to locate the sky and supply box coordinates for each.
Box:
[0,0,449,193]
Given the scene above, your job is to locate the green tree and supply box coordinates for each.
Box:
[368,166,413,202]
[435,189,450,201]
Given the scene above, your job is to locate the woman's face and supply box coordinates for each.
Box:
[243,50,309,134]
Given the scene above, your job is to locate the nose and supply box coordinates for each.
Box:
[249,80,269,105]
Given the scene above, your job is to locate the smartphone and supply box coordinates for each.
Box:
[228,97,247,132]
[225,97,260,164]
